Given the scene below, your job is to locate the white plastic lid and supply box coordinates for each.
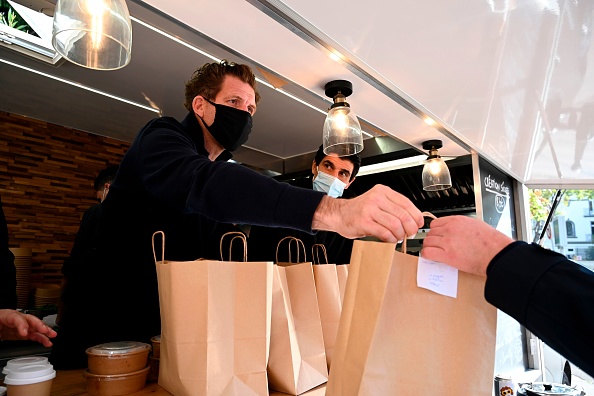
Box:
[86,341,151,356]
[0,385,6,396]
[3,364,56,385]
[2,356,49,374]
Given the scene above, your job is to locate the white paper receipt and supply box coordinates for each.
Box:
[416,257,458,298]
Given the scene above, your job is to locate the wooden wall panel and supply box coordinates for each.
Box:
[0,111,131,289]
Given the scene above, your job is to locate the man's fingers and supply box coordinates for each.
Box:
[29,332,53,347]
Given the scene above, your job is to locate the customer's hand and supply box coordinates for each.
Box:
[421,216,514,276]
[0,309,57,347]
[312,184,424,243]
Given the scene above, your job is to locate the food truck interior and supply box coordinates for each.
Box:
[1,0,593,392]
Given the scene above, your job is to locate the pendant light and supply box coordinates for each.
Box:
[421,140,452,191]
[322,80,364,156]
[52,0,132,70]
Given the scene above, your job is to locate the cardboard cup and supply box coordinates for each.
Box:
[6,378,53,396]
[3,363,55,396]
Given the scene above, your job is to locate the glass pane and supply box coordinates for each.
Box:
[528,188,594,391]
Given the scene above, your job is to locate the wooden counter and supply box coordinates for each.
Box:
[48,369,326,395]
[50,369,171,396]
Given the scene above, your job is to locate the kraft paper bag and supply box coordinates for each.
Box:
[311,244,342,369]
[327,239,497,396]
[153,231,273,396]
[334,264,349,305]
[268,237,328,395]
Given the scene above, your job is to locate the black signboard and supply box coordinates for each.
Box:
[478,157,527,374]
[479,157,517,239]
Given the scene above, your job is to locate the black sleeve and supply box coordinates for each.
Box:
[138,128,325,232]
[485,241,594,377]
[0,196,16,309]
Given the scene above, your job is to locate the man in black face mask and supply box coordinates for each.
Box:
[50,60,424,369]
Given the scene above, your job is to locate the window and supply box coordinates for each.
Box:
[529,189,594,389]
[566,220,576,238]
[0,0,61,64]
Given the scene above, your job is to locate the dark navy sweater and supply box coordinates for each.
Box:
[51,112,324,368]
[486,241,594,377]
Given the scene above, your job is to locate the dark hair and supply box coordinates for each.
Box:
[94,165,119,191]
[184,60,261,111]
[313,145,361,180]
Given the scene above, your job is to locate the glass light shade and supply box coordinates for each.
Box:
[323,105,364,156]
[422,157,452,191]
[52,0,132,70]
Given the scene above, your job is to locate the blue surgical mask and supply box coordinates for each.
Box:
[313,169,347,198]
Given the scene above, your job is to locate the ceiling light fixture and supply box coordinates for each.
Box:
[52,0,132,70]
[421,140,452,191]
[322,80,364,156]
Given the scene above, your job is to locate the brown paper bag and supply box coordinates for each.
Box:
[334,264,349,305]
[153,231,273,396]
[267,237,328,395]
[327,239,497,395]
[311,244,342,369]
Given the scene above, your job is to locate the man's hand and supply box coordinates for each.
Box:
[421,216,514,276]
[312,184,424,243]
[0,309,57,347]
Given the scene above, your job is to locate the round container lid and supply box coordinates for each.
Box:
[3,364,56,385]
[0,386,6,396]
[522,382,582,395]
[86,341,151,356]
[494,373,513,381]
[2,356,49,374]
[151,335,161,342]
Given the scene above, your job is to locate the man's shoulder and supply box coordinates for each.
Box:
[141,116,185,134]
[134,116,194,147]
[83,203,102,217]
[79,203,102,227]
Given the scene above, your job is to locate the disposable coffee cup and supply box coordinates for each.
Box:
[494,373,516,396]
[2,356,49,375]
[3,363,56,396]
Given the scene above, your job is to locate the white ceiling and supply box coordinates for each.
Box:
[140,0,594,187]
[2,0,594,187]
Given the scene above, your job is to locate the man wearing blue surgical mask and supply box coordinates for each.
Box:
[246,145,361,265]
[312,145,360,199]
[310,145,361,264]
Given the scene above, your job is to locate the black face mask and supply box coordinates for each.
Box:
[200,98,253,152]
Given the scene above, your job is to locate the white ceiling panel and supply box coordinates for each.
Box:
[140,0,470,156]
[5,0,594,186]
[142,0,594,186]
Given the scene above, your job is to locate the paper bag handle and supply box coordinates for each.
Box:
[276,236,306,264]
[220,232,247,262]
[399,211,437,253]
[152,231,165,265]
[312,244,329,265]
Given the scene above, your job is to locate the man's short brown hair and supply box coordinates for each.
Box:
[313,145,361,180]
[184,60,261,111]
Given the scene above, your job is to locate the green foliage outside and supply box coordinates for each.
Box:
[530,189,594,221]
[0,0,36,35]
[529,189,594,239]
